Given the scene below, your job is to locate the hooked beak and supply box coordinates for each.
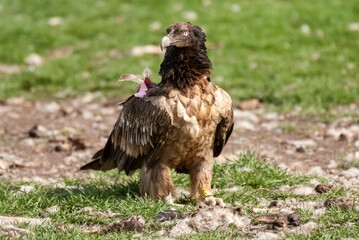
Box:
[161,35,182,52]
[161,36,171,52]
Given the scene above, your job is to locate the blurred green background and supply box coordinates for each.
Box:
[0,0,358,110]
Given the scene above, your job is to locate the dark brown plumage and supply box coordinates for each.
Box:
[81,22,234,205]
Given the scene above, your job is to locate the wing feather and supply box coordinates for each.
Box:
[81,94,172,175]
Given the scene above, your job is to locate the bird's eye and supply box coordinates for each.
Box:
[183,31,189,36]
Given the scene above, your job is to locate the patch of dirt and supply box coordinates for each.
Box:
[0,94,358,184]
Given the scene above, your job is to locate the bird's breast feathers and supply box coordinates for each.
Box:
[152,82,232,139]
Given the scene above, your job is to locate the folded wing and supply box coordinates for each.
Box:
[80,96,172,175]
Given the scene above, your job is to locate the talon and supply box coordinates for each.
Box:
[202,196,226,207]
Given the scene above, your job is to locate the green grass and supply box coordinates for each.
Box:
[0,0,359,110]
[0,153,358,239]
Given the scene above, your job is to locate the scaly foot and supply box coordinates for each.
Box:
[202,196,225,207]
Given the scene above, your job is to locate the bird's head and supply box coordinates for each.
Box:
[161,22,207,52]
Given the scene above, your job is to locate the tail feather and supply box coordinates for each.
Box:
[80,149,103,170]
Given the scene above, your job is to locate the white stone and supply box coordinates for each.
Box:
[235,120,256,131]
[287,221,319,235]
[182,11,197,21]
[261,121,279,130]
[287,139,317,148]
[309,179,321,187]
[48,17,62,26]
[150,21,161,31]
[25,53,43,66]
[45,205,60,214]
[301,24,311,35]
[17,185,35,194]
[291,185,316,196]
[341,167,359,178]
[263,112,279,120]
[307,167,325,176]
[344,152,359,162]
[254,232,280,240]
[328,160,338,169]
[277,163,289,170]
[0,160,9,170]
[233,109,259,122]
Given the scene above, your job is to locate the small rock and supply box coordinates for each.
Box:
[16,185,35,195]
[315,184,337,194]
[48,17,62,26]
[0,225,34,238]
[348,22,359,31]
[150,21,161,31]
[301,24,311,35]
[0,160,9,170]
[254,232,280,240]
[233,109,259,122]
[239,99,261,110]
[313,208,326,216]
[235,120,256,131]
[0,216,50,226]
[327,160,338,169]
[261,121,279,131]
[182,11,197,20]
[307,167,325,176]
[291,185,316,196]
[155,208,184,222]
[25,53,43,66]
[0,64,20,74]
[309,179,321,187]
[344,152,359,162]
[28,125,48,138]
[287,221,319,235]
[287,139,317,149]
[341,167,359,178]
[263,113,279,120]
[45,205,60,214]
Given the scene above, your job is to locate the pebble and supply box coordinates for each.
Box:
[287,221,319,235]
[254,232,280,240]
[290,185,316,196]
[344,152,359,162]
[235,120,256,131]
[25,53,43,66]
[307,167,325,176]
[0,159,9,170]
[45,205,60,214]
[287,139,317,149]
[233,109,259,122]
[261,121,279,131]
[15,185,35,195]
[341,168,359,178]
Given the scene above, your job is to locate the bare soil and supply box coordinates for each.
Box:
[0,94,358,182]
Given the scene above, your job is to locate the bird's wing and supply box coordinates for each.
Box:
[81,95,172,175]
[213,88,234,157]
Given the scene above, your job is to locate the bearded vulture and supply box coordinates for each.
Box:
[81,22,234,206]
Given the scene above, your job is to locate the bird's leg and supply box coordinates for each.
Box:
[140,163,177,202]
[189,159,225,207]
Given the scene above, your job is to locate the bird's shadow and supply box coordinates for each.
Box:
[47,180,141,201]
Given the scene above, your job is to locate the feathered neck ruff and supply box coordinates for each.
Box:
[159,46,212,91]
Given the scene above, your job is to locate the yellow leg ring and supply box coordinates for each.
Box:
[200,187,213,199]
